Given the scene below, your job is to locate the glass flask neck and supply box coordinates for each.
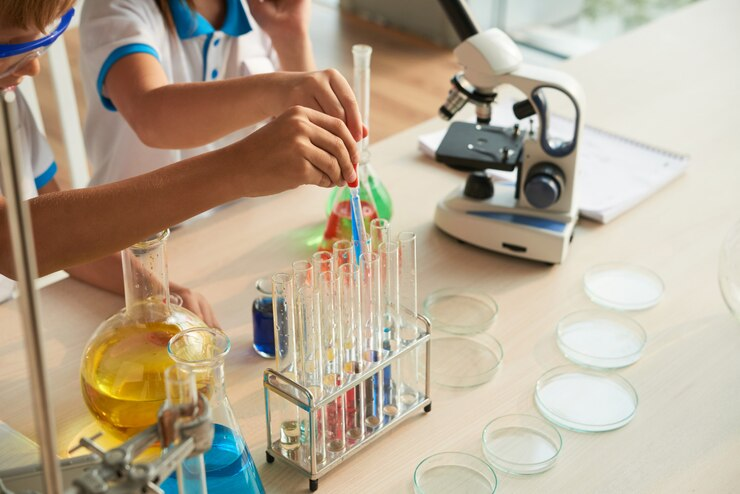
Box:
[122,230,171,319]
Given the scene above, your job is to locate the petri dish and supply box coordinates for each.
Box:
[584,263,664,310]
[430,333,503,387]
[556,310,646,369]
[535,365,638,433]
[481,414,562,475]
[423,289,499,334]
[414,452,497,494]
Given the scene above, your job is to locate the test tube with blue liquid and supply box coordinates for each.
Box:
[359,251,383,431]
[379,240,401,419]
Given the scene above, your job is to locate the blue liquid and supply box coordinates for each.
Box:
[252,297,275,358]
[162,424,265,494]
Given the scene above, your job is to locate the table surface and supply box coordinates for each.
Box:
[2,0,740,492]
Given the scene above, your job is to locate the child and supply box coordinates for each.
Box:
[0,2,360,325]
[80,0,362,186]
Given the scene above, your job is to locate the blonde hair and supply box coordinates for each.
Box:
[0,0,76,32]
[156,0,197,33]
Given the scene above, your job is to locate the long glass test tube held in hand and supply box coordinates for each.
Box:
[163,366,207,494]
[398,232,422,409]
[359,252,383,431]
[336,261,364,444]
[271,273,301,454]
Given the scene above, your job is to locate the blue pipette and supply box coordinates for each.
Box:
[349,170,369,263]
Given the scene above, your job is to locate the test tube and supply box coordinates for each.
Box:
[293,260,325,464]
[272,273,302,453]
[315,269,346,454]
[370,218,390,253]
[164,366,207,494]
[333,239,354,271]
[312,250,334,275]
[359,251,383,431]
[272,273,298,380]
[398,232,421,408]
[337,262,364,443]
[379,240,400,419]
[353,44,372,152]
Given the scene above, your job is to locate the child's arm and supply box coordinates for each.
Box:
[246,0,315,71]
[64,254,221,328]
[30,180,220,327]
[0,106,360,279]
[105,55,360,150]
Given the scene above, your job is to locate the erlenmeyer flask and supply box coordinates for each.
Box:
[165,327,265,494]
[80,230,206,439]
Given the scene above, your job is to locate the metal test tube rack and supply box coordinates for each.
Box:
[263,315,432,492]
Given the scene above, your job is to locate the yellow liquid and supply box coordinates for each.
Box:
[80,322,181,439]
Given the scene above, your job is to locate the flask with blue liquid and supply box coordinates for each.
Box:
[165,327,265,494]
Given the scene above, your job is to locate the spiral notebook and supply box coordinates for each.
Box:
[418,110,689,224]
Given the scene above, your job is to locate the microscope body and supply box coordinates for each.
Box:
[434,28,585,264]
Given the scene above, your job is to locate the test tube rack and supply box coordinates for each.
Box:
[263,315,431,492]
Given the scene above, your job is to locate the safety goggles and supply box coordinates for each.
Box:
[0,8,75,79]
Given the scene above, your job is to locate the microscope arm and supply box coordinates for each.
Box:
[436,0,480,41]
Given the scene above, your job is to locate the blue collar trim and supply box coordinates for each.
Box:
[169,0,251,39]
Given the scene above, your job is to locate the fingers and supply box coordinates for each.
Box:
[177,288,221,328]
[326,70,363,142]
[303,108,359,184]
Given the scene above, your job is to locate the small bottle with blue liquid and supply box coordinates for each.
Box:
[252,278,275,359]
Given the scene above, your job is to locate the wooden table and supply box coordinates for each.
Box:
[2,0,739,491]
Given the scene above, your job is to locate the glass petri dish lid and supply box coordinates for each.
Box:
[584,263,664,310]
[423,289,499,334]
[535,365,637,432]
[482,414,562,475]
[414,452,497,494]
[556,310,646,369]
[431,333,503,387]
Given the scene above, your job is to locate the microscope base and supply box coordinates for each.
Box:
[434,183,576,264]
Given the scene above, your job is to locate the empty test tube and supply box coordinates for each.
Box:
[359,252,383,431]
[398,232,421,407]
[293,259,325,464]
[272,273,299,380]
[272,273,302,453]
[312,250,334,275]
[333,239,354,271]
[370,218,390,253]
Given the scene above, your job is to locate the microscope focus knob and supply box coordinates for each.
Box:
[464,171,494,200]
[524,163,565,209]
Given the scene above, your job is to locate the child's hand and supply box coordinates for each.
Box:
[247,0,311,41]
[263,70,364,142]
[227,106,359,195]
[170,283,221,329]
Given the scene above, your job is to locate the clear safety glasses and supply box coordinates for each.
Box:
[0,8,75,79]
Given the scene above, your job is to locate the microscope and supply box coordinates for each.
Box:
[434,0,585,264]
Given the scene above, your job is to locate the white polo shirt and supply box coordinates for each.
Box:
[0,91,57,302]
[80,0,279,186]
